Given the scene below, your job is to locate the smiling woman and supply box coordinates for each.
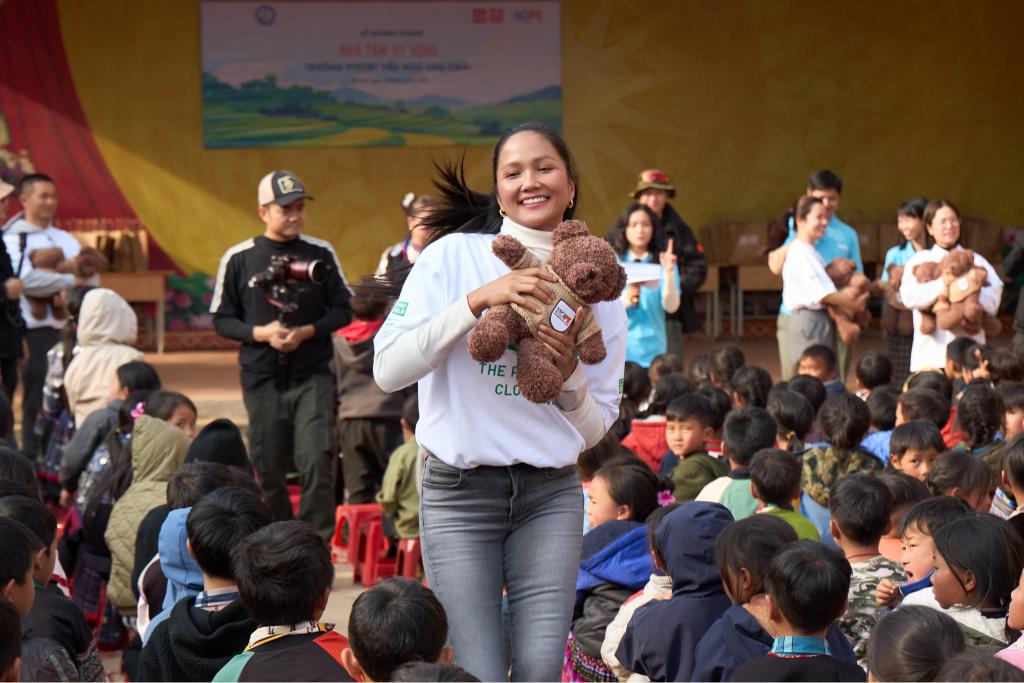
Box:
[373,123,627,681]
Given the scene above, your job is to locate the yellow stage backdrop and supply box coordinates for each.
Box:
[58,0,1024,278]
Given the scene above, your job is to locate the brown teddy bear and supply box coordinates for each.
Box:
[468,220,627,403]
[823,258,871,343]
[878,264,914,337]
[911,251,1001,336]
[26,246,108,320]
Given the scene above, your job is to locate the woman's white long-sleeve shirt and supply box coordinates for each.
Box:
[374,219,627,469]
[899,244,1003,372]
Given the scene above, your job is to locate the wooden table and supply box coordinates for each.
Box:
[99,271,172,353]
[730,264,782,338]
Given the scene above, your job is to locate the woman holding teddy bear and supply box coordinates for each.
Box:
[900,199,1003,372]
[374,123,627,681]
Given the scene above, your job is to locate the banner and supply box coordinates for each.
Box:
[201,1,562,148]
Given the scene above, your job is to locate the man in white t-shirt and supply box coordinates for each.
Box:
[1,174,81,456]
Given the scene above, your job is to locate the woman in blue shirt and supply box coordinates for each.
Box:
[880,197,930,385]
[606,204,680,367]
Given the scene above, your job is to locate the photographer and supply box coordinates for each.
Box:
[211,171,351,540]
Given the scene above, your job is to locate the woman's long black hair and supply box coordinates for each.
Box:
[605,203,665,260]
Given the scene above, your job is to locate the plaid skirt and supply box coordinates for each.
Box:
[888,333,914,388]
[563,632,616,682]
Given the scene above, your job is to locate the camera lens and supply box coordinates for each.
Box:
[306,260,327,284]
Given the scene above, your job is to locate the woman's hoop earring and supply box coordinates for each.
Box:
[499,207,507,218]
[568,198,575,209]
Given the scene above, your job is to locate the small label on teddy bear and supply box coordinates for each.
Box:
[956,277,970,292]
[549,299,576,332]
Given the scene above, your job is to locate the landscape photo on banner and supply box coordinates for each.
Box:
[201,1,562,148]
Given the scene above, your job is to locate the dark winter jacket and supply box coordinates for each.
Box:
[0,230,22,358]
[615,502,734,682]
[573,520,655,658]
[661,204,708,332]
[691,604,858,682]
[732,653,866,682]
[333,321,405,420]
[60,400,121,491]
[139,597,257,682]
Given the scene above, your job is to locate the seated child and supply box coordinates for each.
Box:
[612,361,650,439]
[139,487,273,682]
[855,351,893,401]
[697,407,777,519]
[889,420,945,482]
[999,382,1024,443]
[623,373,693,471]
[862,388,948,465]
[944,336,975,392]
[931,514,1024,651]
[0,599,20,682]
[939,650,1024,681]
[876,472,929,562]
[579,433,627,534]
[859,387,899,462]
[998,564,1024,669]
[695,384,732,460]
[828,474,906,666]
[928,449,993,512]
[797,344,845,397]
[788,374,828,445]
[750,449,819,541]
[766,389,814,453]
[391,662,479,682]
[340,578,450,682]
[665,395,728,501]
[688,354,712,385]
[875,496,972,610]
[990,348,1024,386]
[729,366,773,409]
[614,502,733,682]
[377,395,422,541]
[692,516,856,682]
[993,438,1024,520]
[866,605,966,682]
[709,345,745,389]
[566,461,661,680]
[957,383,1007,477]
[801,393,881,541]
[0,495,103,681]
[599,503,678,679]
[213,521,351,682]
[637,353,682,414]
[731,541,866,682]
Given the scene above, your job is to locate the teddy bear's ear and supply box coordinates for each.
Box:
[608,264,628,302]
[553,220,589,245]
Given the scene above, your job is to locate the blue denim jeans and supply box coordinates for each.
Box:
[420,454,583,681]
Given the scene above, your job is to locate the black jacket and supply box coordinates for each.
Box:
[661,204,708,332]
[211,234,352,391]
[0,228,23,358]
[60,400,120,491]
[138,596,257,682]
[732,653,867,682]
[1005,241,1024,336]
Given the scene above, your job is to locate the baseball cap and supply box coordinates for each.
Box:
[631,169,676,199]
[0,179,14,201]
[257,171,314,207]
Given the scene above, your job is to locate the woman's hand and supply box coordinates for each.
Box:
[623,283,641,308]
[537,306,587,382]
[467,268,556,317]
[659,239,677,271]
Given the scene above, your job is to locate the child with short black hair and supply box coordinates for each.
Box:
[749,449,819,541]
[665,395,728,501]
[0,517,41,618]
[377,394,422,541]
[140,487,273,682]
[890,420,945,482]
[991,348,1024,386]
[798,344,844,396]
[648,352,683,387]
[898,389,951,432]
[876,471,930,562]
[855,351,893,400]
[693,516,857,682]
[391,662,479,682]
[938,649,1024,681]
[0,599,20,682]
[0,495,104,681]
[859,387,899,462]
[788,374,827,415]
[766,389,814,453]
[730,366,773,409]
[945,336,976,386]
[214,521,349,682]
[993,437,1024,519]
[622,373,694,471]
[731,541,865,682]
[928,449,993,512]
[932,514,1024,651]
[828,474,906,665]
[341,578,450,682]
[957,383,1007,476]
[709,345,745,389]
[999,383,1024,443]
[866,606,966,682]
[801,393,881,541]
[697,408,777,519]
[688,354,711,385]
[695,384,732,460]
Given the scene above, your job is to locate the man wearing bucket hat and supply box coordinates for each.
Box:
[0,178,23,406]
[211,170,352,540]
[630,169,707,357]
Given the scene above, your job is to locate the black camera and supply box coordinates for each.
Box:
[248,255,327,289]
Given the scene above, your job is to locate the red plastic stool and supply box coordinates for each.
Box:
[356,518,398,587]
[287,484,302,517]
[331,503,382,565]
[396,538,422,579]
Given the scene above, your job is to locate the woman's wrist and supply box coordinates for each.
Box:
[467,288,488,318]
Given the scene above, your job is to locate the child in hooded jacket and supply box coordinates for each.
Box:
[614,502,734,682]
[564,460,664,681]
